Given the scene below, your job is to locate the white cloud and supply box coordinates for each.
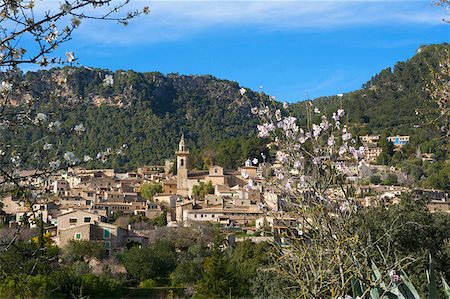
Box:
[28,1,446,46]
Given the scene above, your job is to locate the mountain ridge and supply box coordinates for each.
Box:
[1,43,448,171]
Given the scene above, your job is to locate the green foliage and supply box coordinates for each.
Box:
[170,260,204,286]
[4,68,262,171]
[354,194,450,294]
[421,163,450,191]
[190,136,268,170]
[139,182,163,200]
[139,278,158,288]
[120,240,177,284]
[370,175,382,184]
[62,240,108,263]
[227,240,272,297]
[192,181,214,199]
[383,173,398,185]
[149,209,168,227]
[0,271,119,298]
[377,135,395,166]
[251,268,299,299]
[0,241,60,279]
[196,235,235,298]
[0,274,51,299]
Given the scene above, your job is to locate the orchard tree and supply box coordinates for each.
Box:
[0,0,149,292]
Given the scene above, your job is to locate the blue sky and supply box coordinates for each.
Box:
[39,1,450,102]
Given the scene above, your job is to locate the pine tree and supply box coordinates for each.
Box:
[197,234,234,298]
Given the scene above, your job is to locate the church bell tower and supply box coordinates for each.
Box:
[176,134,189,196]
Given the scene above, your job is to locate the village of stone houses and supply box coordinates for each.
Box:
[1,133,447,254]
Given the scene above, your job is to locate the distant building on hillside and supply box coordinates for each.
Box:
[360,135,382,164]
[387,135,410,147]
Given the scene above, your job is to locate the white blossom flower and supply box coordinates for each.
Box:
[314,107,320,114]
[276,151,289,163]
[241,171,249,179]
[320,117,329,131]
[48,121,61,131]
[270,95,276,101]
[0,81,13,92]
[258,106,270,116]
[11,154,21,167]
[49,160,61,170]
[34,113,47,124]
[339,201,350,213]
[257,122,275,138]
[103,74,114,86]
[293,159,303,169]
[337,109,345,117]
[275,109,282,121]
[299,175,306,183]
[66,51,75,62]
[247,179,254,188]
[43,143,52,150]
[45,28,58,43]
[283,102,288,109]
[250,107,258,114]
[64,151,79,165]
[239,87,246,96]
[338,145,348,156]
[389,270,402,283]
[312,124,322,138]
[252,158,258,165]
[342,131,352,141]
[73,123,85,134]
[285,180,292,191]
[71,16,81,27]
[278,116,298,133]
[83,155,92,162]
[60,3,72,12]
[327,135,335,147]
[335,161,346,172]
[349,146,365,160]
[12,48,25,60]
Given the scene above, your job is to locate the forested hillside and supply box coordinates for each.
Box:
[2,69,265,170]
[1,44,448,174]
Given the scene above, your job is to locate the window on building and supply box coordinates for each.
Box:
[69,218,77,224]
[181,159,184,166]
[84,217,91,223]
[75,233,81,240]
[104,241,110,248]
[104,228,110,239]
